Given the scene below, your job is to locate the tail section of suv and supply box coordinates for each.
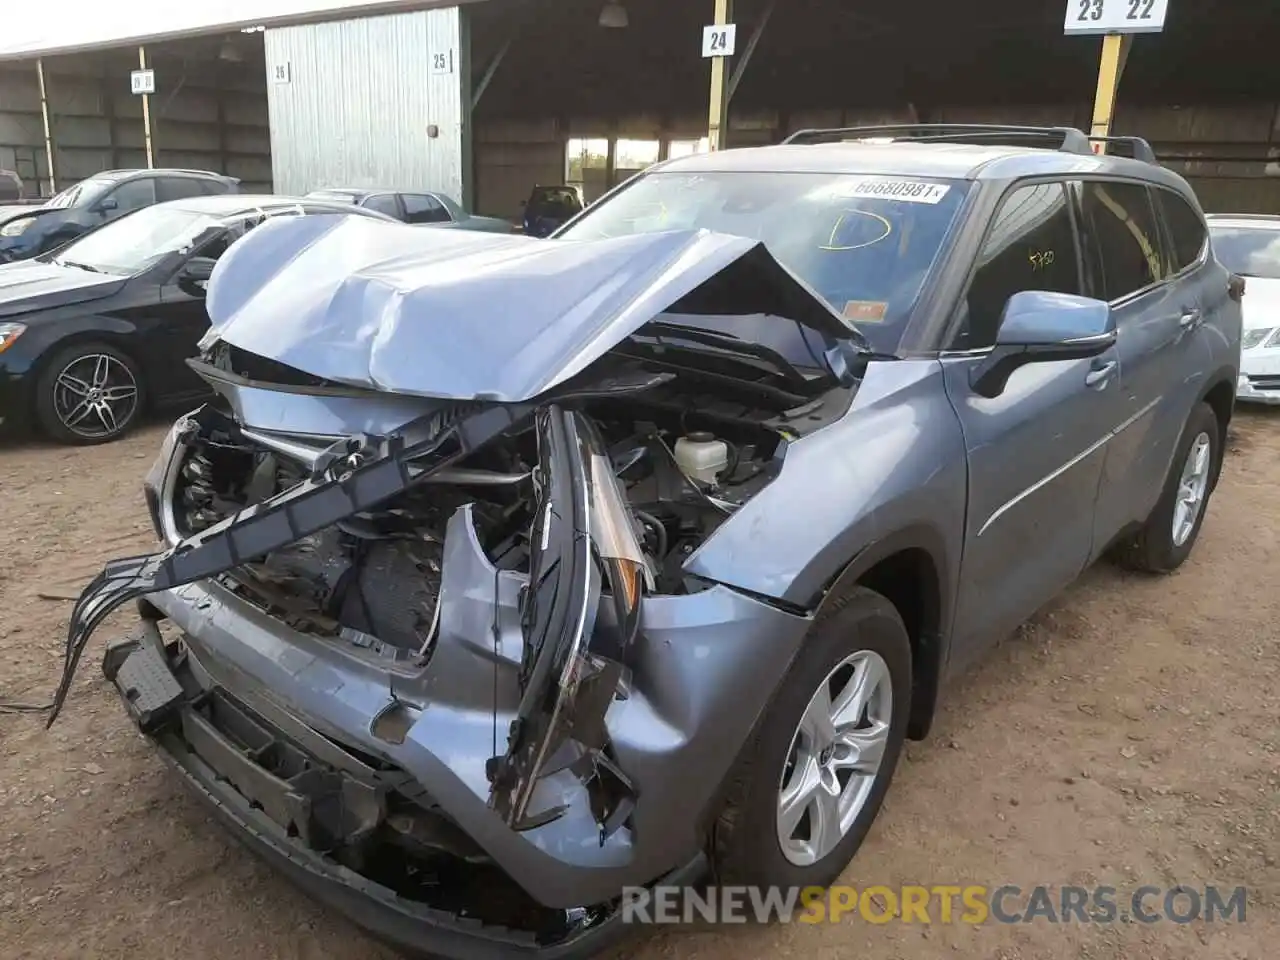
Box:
[53,124,1240,960]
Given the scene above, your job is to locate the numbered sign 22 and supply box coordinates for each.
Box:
[701,23,737,58]
[431,49,455,74]
[1064,0,1169,35]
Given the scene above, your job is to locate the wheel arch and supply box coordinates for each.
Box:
[816,525,952,741]
[26,322,145,413]
[1198,371,1235,490]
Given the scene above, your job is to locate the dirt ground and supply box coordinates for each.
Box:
[1,409,1278,960]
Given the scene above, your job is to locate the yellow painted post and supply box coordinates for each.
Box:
[35,59,56,194]
[1088,33,1132,153]
[707,0,733,151]
[139,46,154,168]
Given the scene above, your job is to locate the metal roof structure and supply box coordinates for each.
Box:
[0,0,478,61]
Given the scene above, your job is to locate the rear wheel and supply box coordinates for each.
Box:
[712,587,911,890]
[34,342,145,445]
[1115,401,1220,573]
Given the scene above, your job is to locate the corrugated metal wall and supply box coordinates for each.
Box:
[264,8,470,202]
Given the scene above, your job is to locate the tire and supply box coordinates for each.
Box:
[712,586,912,891]
[1115,401,1220,573]
[34,341,146,445]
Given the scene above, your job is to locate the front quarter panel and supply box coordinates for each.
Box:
[684,358,967,620]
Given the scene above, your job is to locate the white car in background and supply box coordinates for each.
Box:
[1208,213,1280,405]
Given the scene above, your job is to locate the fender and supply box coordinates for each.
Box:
[23,314,139,355]
[815,522,955,740]
[1194,364,1237,491]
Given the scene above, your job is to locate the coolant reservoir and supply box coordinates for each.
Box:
[673,431,729,487]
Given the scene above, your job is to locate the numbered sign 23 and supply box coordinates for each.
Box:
[1064,0,1169,35]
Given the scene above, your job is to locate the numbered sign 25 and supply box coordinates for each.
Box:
[701,23,737,58]
[431,49,455,74]
[1063,0,1169,35]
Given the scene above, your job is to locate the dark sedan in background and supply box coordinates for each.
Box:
[305,187,514,231]
[0,168,239,263]
[0,194,393,445]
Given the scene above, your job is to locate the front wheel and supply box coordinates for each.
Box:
[1115,401,1220,573]
[712,586,912,890]
[34,342,145,445]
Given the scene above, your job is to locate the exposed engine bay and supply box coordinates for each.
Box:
[168,363,819,657]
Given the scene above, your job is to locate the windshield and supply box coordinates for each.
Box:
[46,178,111,209]
[1210,224,1280,280]
[556,170,970,354]
[50,206,221,275]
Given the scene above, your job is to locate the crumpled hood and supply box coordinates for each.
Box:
[202,214,860,402]
[0,204,52,227]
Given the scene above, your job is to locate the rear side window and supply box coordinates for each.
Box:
[956,181,1082,350]
[403,194,451,223]
[1078,181,1165,301]
[362,194,402,219]
[156,178,207,202]
[1155,188,1208,273]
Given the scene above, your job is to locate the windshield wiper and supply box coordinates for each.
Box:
[641,321,815,391]
[54,260,104,274]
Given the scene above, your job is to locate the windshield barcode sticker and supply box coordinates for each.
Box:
[838,178,951,204]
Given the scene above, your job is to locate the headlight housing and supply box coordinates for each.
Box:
[0,322,26,354]
[1243,327,1280,350]
[0,217,36,238]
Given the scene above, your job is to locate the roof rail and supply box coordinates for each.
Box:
[1087,135,1157,163]
[782,123,1097,156]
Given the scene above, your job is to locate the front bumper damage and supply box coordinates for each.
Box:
[64,390,813,957]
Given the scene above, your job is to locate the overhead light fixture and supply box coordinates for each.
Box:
[599,1,628,28]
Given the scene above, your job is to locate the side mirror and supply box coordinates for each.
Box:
[95,197,118,214]
[177,256,216,292]
[971,290,1116,399]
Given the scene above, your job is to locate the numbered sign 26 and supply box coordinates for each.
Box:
[1064,0,1169,35]
[701,23,737,58]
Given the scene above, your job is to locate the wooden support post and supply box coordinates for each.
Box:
[1089,33,1133,152]
[36,59,56,194]
[139,46,154,168]
[707,0,733,151]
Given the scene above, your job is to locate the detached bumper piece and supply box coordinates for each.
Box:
[102,626,701,960]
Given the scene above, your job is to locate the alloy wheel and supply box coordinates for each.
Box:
[776,649,893,867]
[52,353,139,440]
[1171,431,1212,548]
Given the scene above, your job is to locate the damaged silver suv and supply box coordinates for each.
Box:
[56,125,1242,958]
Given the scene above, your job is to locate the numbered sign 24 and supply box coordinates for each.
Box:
[701,23,737,58]
[1064,0,1169,35]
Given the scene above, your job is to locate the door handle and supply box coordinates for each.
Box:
[1179,308,1202,329]
[1085,360,1117,388]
